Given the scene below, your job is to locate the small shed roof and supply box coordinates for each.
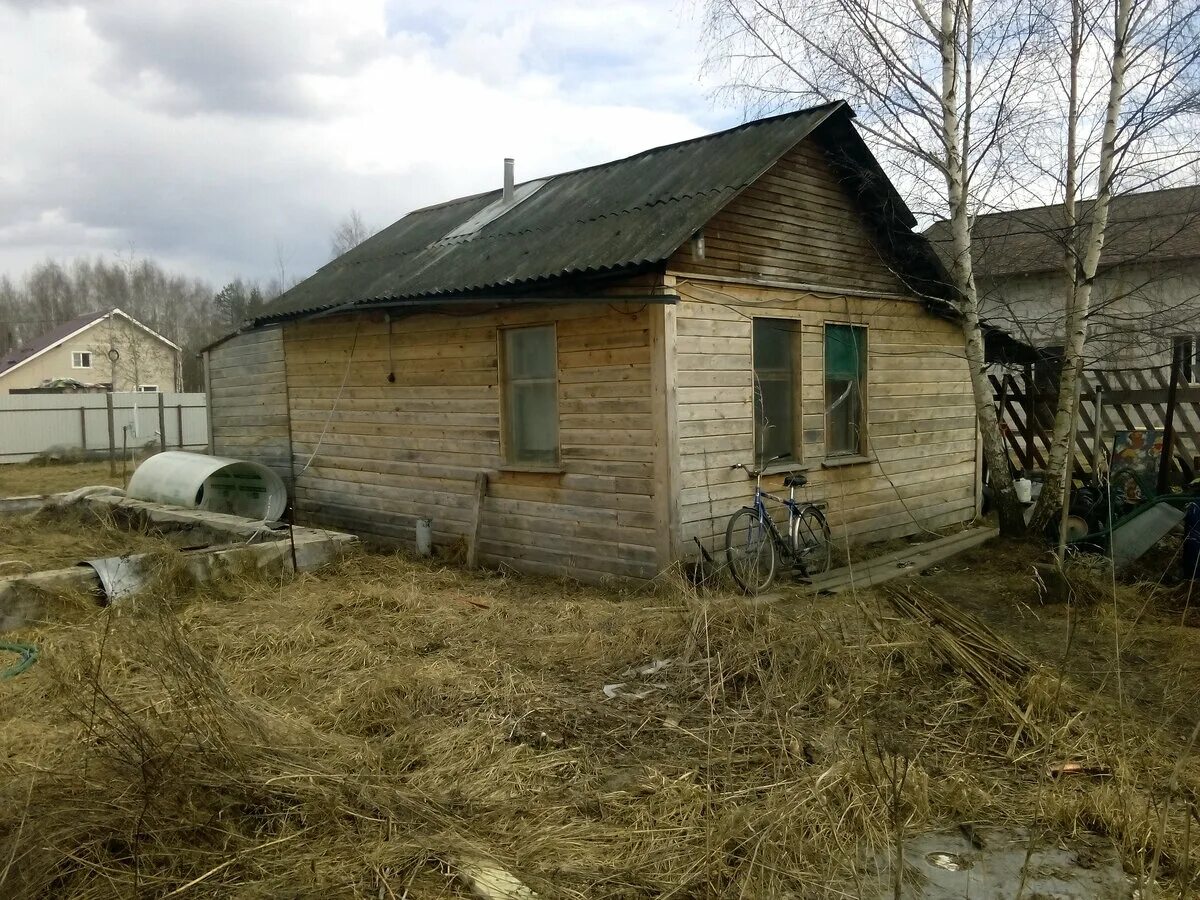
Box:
[253,101,934,326]
[924,184,1200,278]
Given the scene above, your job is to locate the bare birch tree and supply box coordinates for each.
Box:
[703,0,1050,535]
[1027,0,1200,531]
[704,0,1200,538]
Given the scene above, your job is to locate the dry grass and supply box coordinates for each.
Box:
[0,461,120,497]
[0,504,189,572]
[0,541,1197,897]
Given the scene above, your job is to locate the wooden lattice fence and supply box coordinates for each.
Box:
[990,364,1200,485]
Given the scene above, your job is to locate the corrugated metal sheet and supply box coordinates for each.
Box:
[255,103,846,323]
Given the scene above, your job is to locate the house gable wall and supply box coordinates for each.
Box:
[0,316,178,393]
[667,139,907,294]
[670,283,977,555]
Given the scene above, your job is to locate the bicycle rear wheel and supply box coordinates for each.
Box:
[791,506,832,576]
[725,508,777,594]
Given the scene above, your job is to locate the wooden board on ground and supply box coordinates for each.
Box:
[805,526,998,594]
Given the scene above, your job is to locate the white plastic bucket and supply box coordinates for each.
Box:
[1014,478,1033,504]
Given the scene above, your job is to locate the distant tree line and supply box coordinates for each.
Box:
[0,257,282,391]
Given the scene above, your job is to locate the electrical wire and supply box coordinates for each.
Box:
[295,317,361,479]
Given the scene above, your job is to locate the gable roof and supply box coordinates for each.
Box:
[924,184,1200,278]
[0,308,181,381]
[253,101,939,326]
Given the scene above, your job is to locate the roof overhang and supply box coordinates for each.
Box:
[197,292,679,354]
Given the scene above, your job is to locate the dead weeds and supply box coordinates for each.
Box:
[0,543,1197,897]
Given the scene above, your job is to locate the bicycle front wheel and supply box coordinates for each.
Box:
[791,506,832,576]
[725,508,777,594]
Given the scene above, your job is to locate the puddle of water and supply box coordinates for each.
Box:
[925,851,971,871]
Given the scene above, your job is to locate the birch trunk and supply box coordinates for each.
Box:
[1030,0,1132,534]
[940,0,1026,536]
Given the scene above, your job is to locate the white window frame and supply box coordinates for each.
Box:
[71,351,92,369]
[499,323,560,469]
[139,384,159,392]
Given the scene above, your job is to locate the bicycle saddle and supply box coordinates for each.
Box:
[783,473,808,488]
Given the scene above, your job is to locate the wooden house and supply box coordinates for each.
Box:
[204,102,980,580]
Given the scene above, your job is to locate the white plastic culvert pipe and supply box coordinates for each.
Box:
[127,451,288,521]
[415,517,433,557]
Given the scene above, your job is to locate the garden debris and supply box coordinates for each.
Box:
[1049,760,1114,779]
[603,657,676,699]
[884,584,1058,745]
[445,854,539,900]
[0,640,38,679]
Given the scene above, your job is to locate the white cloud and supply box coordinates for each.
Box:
[0,0,729,288]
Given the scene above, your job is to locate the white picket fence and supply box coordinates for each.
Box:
[0,392,209,463]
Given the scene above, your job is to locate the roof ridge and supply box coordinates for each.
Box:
[335,185,748,267]
[404,101,847,218]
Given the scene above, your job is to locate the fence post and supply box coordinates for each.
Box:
[1022,364,1035,473]
[1158,344,1183,494]
[106,392,117,476]
[1091,383,1104,476]
[79,405,87,454]
[176,404,184,449]
[157,392,167,453]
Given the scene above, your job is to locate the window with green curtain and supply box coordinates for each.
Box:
[825,324,867,456]
[752,318,798,463]
[502,324,559,466]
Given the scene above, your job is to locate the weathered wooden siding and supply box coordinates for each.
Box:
[205,327,292,478]
[667,139,906,294]
[282,303,659,580]
[671,284,977,553]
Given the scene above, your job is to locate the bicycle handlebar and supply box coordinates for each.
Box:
[730,453,791,479]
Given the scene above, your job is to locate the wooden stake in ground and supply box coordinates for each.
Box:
[467,472,489,569]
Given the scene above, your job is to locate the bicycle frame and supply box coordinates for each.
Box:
[734,457,805,558]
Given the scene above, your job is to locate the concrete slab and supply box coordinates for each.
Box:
[0,492,358,631]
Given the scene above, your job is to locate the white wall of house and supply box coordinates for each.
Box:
[979,259,1200,370]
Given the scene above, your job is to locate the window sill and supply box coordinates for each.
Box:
[821,454,874,468]
[762,461,810,476]
[498,463,564,474]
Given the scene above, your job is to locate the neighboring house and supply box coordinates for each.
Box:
[205,101,980,580]
[0,308,181,394]
[925,185,1200,372]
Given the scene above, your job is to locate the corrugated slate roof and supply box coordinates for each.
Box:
[0,310,106,377]
[255,102,848,324]
[924,185,1200,278]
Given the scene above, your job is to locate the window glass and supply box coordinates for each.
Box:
[1174,335,1197,383]
[502,325,558,466]
[752,318,798,463]
[72,351,91,368]
[825,324,867,456]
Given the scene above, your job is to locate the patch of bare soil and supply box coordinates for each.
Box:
[0,544,1195,897]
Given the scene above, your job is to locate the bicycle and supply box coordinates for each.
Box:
[724,454,833,594]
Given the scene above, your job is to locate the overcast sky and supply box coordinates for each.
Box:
[0,0,731,288]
